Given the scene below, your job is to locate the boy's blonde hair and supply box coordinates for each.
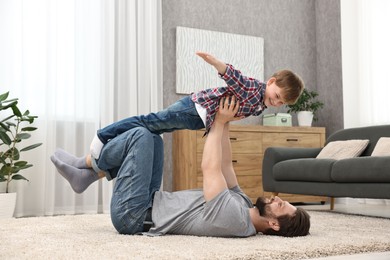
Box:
[272,70,305,105]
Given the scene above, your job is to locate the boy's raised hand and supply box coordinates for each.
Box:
[196,51,227,75]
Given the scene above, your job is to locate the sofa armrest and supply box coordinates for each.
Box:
[262,147,322,192]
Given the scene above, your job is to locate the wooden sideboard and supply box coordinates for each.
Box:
[172,125,327,204]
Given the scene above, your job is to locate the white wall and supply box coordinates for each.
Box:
[341,0,360,129]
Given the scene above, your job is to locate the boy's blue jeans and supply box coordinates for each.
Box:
[97,96,205,144]
[93,127,163,234]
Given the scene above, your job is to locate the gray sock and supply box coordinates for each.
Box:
[50,155,99,193]
[54,148,88,168]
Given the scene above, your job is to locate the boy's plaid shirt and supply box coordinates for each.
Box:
[191,64,267,131]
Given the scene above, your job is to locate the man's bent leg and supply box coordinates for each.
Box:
[95,127,163,234]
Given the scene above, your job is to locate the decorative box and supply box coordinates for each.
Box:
[263,113,292,126]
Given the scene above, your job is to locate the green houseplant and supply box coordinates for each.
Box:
[0,91,42,193]
[287,89,324,126]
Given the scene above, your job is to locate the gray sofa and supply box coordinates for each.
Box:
[262,124,390,209]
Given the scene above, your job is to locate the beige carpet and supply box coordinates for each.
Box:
[1,211,390,260]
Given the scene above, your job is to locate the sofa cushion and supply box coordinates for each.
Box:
[371,137,390,156]
[326,125,390,156]
[331,156,390,183]
[273,158,336,183]
[316,139,369,160]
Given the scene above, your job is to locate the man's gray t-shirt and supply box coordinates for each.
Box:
[146,186,256,237]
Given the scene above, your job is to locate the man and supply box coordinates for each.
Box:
[51,96,310,237]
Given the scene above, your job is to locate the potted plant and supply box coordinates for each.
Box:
[287,89,324,126]
[0,91,42,218]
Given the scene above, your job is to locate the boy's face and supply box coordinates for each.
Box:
[264,77,285,107]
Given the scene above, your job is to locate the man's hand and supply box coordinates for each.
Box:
[196,51,228,75]
[215,96,243,125]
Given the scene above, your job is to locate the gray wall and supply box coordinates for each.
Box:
[162,0,343,191]
[315,1,343,135]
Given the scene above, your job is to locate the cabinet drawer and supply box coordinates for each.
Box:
[196,131,262,154]
[262,132,321,152]
[196,153,262,176]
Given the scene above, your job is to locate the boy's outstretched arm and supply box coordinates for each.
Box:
[196,51,227,75]
[196,51,262,106]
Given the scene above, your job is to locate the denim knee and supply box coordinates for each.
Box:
[131,127,154,139]
[93,127,156,180]
[110,205,144,235]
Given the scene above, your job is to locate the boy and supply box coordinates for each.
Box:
[90,51,304,159]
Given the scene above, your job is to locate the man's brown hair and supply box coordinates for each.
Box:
[263,207,311,237]
[272,70,305,105]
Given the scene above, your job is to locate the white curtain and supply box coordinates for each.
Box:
[0,0,162,217]
[341,0,390,206]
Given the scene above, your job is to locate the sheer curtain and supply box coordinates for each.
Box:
[0,0,162,217]
[341,0,390,206]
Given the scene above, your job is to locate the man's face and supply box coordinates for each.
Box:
[264,78,285,107]
[257,196,297,218]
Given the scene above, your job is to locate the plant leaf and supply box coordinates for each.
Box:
[1,98,18,105]
[20,143,42,152]
[0,92,9,102]
[0,131,12,145]
[18,164,33,170]
[11,166,20,173]
[6,121,16,127]
[11,104,22,117]
[0,100,18,110]
[4,147,20,160]
[12,174,29,181]
[0,156,6,164]
[0,122,10,132]
[1,114,15,124]
[0,164,11,176]
[21,127,37,132]
[21,114,38,124]
[14,161,28,167]
[16,133,31,140]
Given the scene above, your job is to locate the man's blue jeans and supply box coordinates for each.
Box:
[97,96,205,144]
[93,127,164,234]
